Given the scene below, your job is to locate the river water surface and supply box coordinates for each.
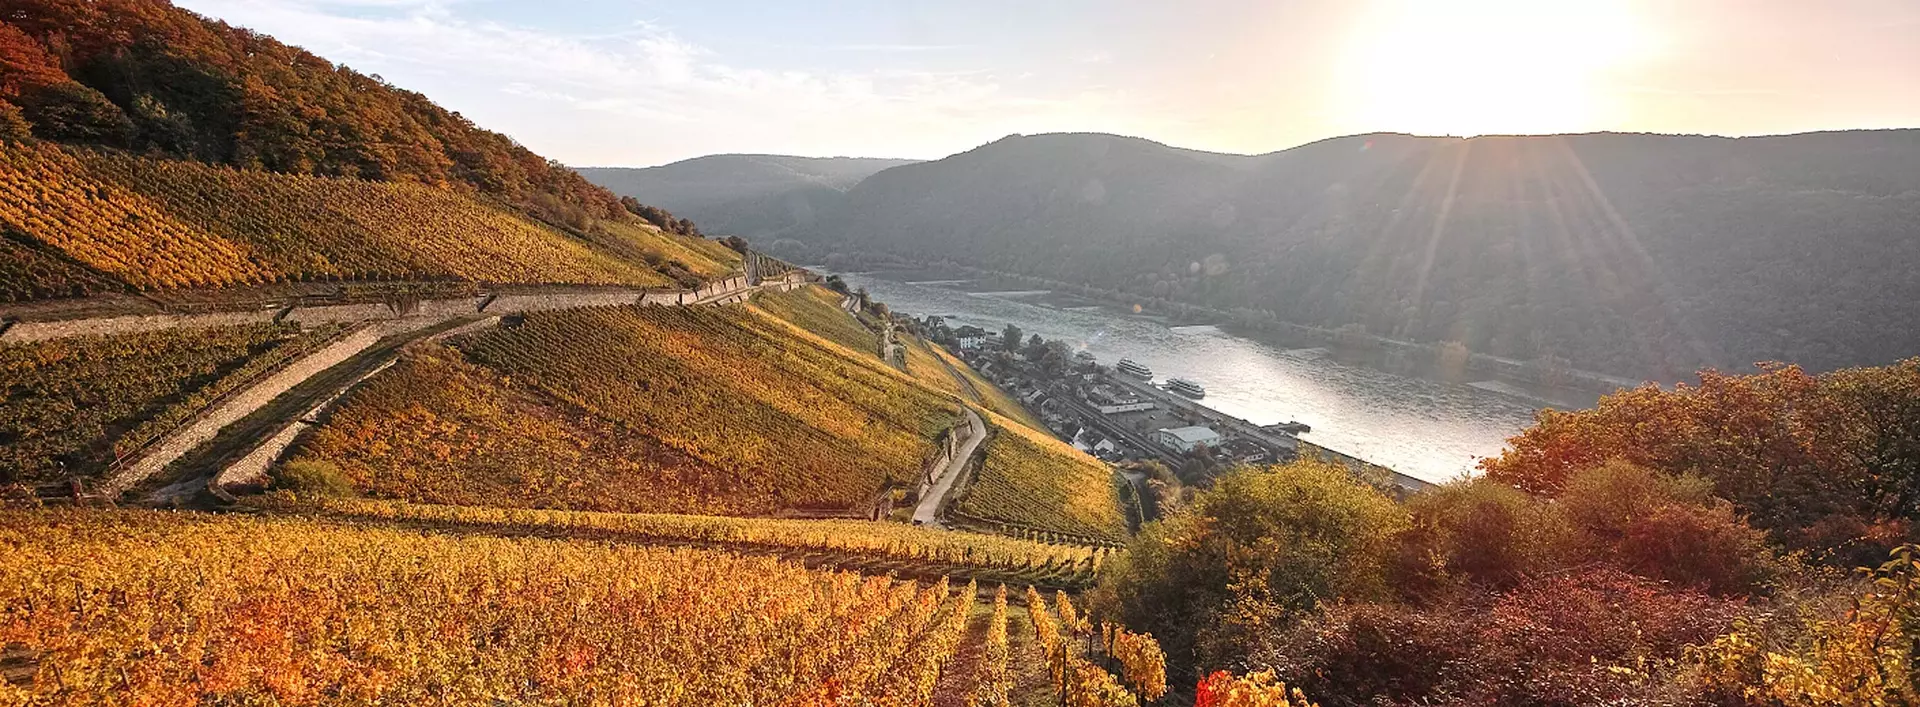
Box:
[838,273,1574,484]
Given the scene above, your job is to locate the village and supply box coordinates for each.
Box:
[908,313,1435,495]
[910,316,1292,463]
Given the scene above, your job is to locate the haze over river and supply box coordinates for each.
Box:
[838,273,1585,484]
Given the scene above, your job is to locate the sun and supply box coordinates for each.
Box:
[1336,0,1654,137]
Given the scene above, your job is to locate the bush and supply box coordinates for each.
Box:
[1253,570,1743,706]
[1092,460,1407,677]
[1558,461,1777,595]
[1481,360,1920,556]
[1388,479,1562,598]
[1253,602,1473,706]
[0,100,29,142]
[276,459,355,497]
[1690,546,1920,707]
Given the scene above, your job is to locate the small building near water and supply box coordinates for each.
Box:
[1151,425,1221,453]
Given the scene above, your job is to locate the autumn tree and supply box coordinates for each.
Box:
[1091,461,1406,677]
[1480,361,1920,557]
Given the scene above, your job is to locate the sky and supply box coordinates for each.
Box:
[173,0,1920,167]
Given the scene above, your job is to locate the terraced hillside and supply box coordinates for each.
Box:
[293,300,963,516]
[0,323,341,489]
[278,284,1127,540]
[953,410,1131,545]
[0,144,737,302]
[745,287,1125,540]
[749,286,880,355]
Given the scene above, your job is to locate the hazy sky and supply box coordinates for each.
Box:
[174,0,1920,167]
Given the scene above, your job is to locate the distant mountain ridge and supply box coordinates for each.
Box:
[611,129,1920,379]
[580,155,920,240]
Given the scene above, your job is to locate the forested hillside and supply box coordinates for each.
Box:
[783,130,1920,379]
[1,0,618,224]
[0,0,730,299]
[580,154,918,240]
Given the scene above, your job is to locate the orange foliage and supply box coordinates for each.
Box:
[304,304,960,516]
[0,143,732,295]
[0,509,977,706]
[1480,361,1920,549]
[1195,671,1320,707]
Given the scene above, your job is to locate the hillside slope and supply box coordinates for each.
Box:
[0,143,738,300]
[286,285,1126,539]
[0,0,733,301]
[786,130,1920,379]
[1,0,621,226]
[294,300,961,517]
[581,155,919,239]
[0,323,337,487]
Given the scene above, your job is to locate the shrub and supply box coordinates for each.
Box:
[276,459,355,497]
[1691,546,1920,706]
[1558,461,1777,595]
[1481,360,1920,556]
[1468,569,1743,705]
[1252,602,1473,706]
[1253,570,1743,706]
[1388,479,1562,598]
[1092,461,1407,677]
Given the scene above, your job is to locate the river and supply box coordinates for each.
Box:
[837,273,1584,485]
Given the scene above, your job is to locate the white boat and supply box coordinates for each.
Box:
[1166,378,1206,398]
[1115,358,1153,379]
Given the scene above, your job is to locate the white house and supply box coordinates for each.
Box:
[1151,426,1221,453]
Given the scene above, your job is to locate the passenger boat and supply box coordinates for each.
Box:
[1115,358,1153,379]
[1166,377,1206,398]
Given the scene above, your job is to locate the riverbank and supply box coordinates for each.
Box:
[829,262,1646,400]
[831,272,1543,484]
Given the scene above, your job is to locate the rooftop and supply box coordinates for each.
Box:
[1157,426,1220,442]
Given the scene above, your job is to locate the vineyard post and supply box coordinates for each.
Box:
[1055,645,1067,707]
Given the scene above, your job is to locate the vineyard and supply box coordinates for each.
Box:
[0,144,735,300]
[274,496,1110,588]
[1020,586,1172,707]
[924,342,1050,432]
[0,509,983,706]
[0,324,335,487]
[954,411,1130,544]
[298,303,962,515]
[750,286,881,357]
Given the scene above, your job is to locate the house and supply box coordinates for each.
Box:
[1151,425,1221,453]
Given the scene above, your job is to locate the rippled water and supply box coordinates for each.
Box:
[840,274,1552,484]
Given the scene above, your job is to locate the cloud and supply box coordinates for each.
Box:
[173,0,1158,164]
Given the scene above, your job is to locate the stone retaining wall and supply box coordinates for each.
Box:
[2,252,797,345]
[96,322,396,497]
[1,309,280,344]
[211,355,405,497]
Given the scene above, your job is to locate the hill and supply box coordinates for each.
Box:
[776,130,1920,379]
[284,285,1126,539]
[1,0,623,226]
[0,143,739,300]
[292,299,962,517]
[580,155,919,239]
[0,0,732,302]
